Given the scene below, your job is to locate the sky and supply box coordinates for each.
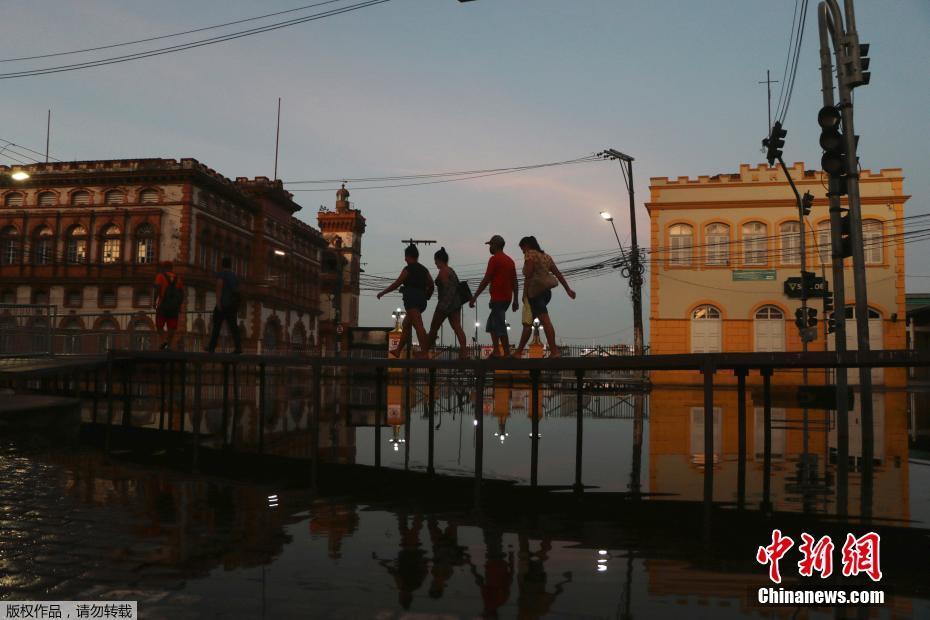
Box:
[1,0,927,344]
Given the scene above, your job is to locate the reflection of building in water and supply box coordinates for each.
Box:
[309,499,360,559]
[907,293,930,449]
[649,387,909,521]
[647,163,908,387]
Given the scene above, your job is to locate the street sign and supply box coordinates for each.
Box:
[784,276,829,298]
[796,386,855,410]
[733,269,776,281]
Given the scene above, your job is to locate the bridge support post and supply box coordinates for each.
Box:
[761,367,773,513]
[427,368,436,476]
[312,361,321,492]
[573,369,584,492]
[375,367,383,469]
[474,368,486,506]
[258,362,266,455]
[221,362,229,449]
[530,369,541,488]
[736,368,748,509]
[701,362,715,505]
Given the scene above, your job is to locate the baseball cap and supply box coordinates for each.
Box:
[485,234,505,247]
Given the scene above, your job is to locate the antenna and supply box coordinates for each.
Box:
[401,238,437,246]
[758,69,780,135]
[273,97,281,180]
[45,109,51,163]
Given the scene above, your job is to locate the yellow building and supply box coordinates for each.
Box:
[647,162,908,386]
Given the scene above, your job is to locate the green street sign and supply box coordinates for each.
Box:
[784,276,829,298]
[732,269,776,281]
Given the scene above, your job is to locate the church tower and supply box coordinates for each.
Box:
[317,184,366,332]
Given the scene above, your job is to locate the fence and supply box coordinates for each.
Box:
[0,304,55,357]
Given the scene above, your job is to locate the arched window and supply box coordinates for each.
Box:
[816,221,832,264]
[863,219,883,264]
[139,189,159,204]
[66,225,88,264]
[291,323,307,351]
[704,223,729,265]
[4,192,24,207]
[37,191,57,207]
[263,319,279,353]
[70,190,91,206]
[1,226,19,265]
[60,317,83,354]
[135,223,156,264]
[690,304,721,353]
[97,318,119,353]
[104,189,126,205]
[100,224,121,263]
[130,319,153,351]
[669,224,693,266]
[742,221,767,265]
[779,221,801,265]
[32,289,49,305]
[33,226,54,265]
[754,305,785,352]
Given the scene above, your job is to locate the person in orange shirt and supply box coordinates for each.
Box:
[153,260,184,351]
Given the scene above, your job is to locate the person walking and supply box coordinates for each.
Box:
[516,236,575,358]
[377,244,434,358]
[469,235,518,358]
[153,260,184,351]
[426,247,469,359]
[205,257,242,354]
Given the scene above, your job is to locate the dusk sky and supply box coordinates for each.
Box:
[1,0,927,343]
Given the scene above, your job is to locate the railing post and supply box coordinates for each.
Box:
[530,369,540,488]
[121,362,132,427]
[221,362,230,449]
[192,362,202,472]
[701,362,715,505]
[179,361,187,433]
[427,367,436,476]
[574,369,584,492]
[159,359,166,431]
[761,367,773,513]
[230,362,239,449]
[374,367,383,470]
[403,364,411,472]
[474,368,486,498]
[168,361,175,431]
[736,367,748,509]
[312,361,322,492]
[105,351,114,454]
[258,362,266,455]
[91,365,99,425]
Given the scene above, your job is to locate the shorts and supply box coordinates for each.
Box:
[528,289,552,319]
[156,313,178,331]
[402,288,427,313]
[485,301,509,337]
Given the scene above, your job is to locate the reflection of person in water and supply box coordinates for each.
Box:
[516,534,572,618]
[308,500,359,559]
[468,528,514,618]
[427,517,469,599]
[375,512,428,610]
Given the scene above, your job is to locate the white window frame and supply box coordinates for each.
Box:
[704,223,729,266]
[742,221,767,266]
[669,224,693,266]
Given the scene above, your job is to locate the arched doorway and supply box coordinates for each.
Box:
[753,305,785,352]
[690,305,721,353]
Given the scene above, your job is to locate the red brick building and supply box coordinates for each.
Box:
[0,158,363,354]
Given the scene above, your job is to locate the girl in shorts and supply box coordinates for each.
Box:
[519,236,576,358]
[426,247,469,359]
[378,244,434,358]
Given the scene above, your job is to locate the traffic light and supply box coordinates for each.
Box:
[827,313,837,334]
[806,307,818,329]
[846,41,871,88]
[795,307,806,330]
[822,293,834,316]
[818,106,846,177]
[801,191,814,216]
[764,121,787,166]
[839,210,853,258]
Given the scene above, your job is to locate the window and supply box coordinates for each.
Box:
[135,288,152,308]
[99,288,117,307]
[754,305,785,352]
[704,223,729,265]
[135,223,156,264]
[4,192,24,207]
[66,225,88,264]
[742,221,767,266]
[863,219,883,264]
[101,225,121,263]
[1,226,19,265]
[104,190,126,205]
[33,289,49,305]
[0,289,15,304]
[689,407,722,465]
[690,305,722,353]
[130,320,153,351]
[139,189,159,204]
[60,317,83,354]
[753,408,786,460]
[37,191,57,207]
[779,221,801,265]
[669,224,693,266]
[64,289,82,307]
[816,221,832,264]
[33,226,54,265]
[97,318,118,353]
[70,191,91,206]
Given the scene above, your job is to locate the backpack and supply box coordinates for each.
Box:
[159,274,183,316]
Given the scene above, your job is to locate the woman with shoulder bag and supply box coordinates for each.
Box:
[426,247,469,359]
[517,236,576,358]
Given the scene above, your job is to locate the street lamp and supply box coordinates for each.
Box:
[10,171,29,181]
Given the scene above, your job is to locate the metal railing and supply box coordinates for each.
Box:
[0,304,55,357]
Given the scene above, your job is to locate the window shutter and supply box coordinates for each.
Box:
[5,193,24,207]
[71,191,91,206]
[140,189,158,204]
[38,192,56,206]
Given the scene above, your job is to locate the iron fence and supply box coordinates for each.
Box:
[0,304,55,357]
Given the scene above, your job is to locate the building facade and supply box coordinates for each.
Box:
[0,158,363,354]
[647,162,908,385]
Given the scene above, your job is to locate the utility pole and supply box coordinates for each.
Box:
[818,0,873,513]
[599,148,644,357]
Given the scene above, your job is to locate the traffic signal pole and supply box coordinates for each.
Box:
[818,3,850,509]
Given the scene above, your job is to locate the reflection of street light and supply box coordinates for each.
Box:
[392,307,405,329]
[273,249,286,256]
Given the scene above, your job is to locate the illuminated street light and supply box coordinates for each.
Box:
[10,171,29,181]
[273,249,286,256]
[600,210,613,221]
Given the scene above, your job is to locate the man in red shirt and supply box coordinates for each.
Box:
[153,261,184,351]
[470,235,519,357]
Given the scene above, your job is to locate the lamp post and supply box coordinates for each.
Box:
[599,148,644,357]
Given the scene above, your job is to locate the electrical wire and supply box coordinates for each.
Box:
[0,0,391,79]
[777,0,810,123]
[773,0,801,123]
[0,138,62,162]
[0,0,349,63]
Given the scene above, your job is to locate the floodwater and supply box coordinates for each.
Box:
[2,367,930,618]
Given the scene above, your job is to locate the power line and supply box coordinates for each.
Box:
[777,0,810,123]
[773,0,801,123]
[0,0,348,63]
[0,0,391,80]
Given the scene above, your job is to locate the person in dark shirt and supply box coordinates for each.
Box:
[377,244,434,358]
[205,257,242,354]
